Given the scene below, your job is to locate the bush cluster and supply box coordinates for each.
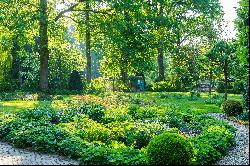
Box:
[191,125,235,165]
[68,70,84,91]
[74,102,106,122]
[221,100,243,116]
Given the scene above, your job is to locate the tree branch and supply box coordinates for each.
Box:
[72,8,113,15]
[63,16,83,24]
[54,3,80,22]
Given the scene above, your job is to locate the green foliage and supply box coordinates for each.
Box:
[68,70,83,91]
[128,105,158,120]
[235,0,249,65]
[189,90,201,101]
[59,115,111,143]
[191,125,235,165]
[0,80,20,92]
[243,80,249,110]
[236,111,249,121]
[216,81,244,94]
[86,77,107,95]
[151,81,188,92]
[147,132,194,165]
[80,144,148,165]
[221,100,243,116]
[0,92,240,165]
[74,102,106,122]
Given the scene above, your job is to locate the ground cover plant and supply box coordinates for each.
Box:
[0,92,241,165]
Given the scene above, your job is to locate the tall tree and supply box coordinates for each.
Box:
[39,0,49,91]
[85,0,91,83]
[211,40,234,100]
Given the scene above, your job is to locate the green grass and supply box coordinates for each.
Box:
[0,100,68,114]
[128,92,242,114]
[0,92,242,115]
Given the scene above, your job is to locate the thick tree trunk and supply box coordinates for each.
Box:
[224,58,228,100]
[157,45,164,81]
[39,0,49,91]
[10,41,22,85]
[157,3,164,81]
[120,67,128,86]
[85,0,91,84]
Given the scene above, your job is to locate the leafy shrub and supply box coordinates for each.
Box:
[236,111,249,121]
[191,125,235,165]
[68,70,83,91]
[188,114,236,134]
[172,93,184,99]
[59,115,111,143]
[80,144,148,165]
[147,132,194,165]
[192,142,222,165]
[151,81,173,92]
[0,79,20,92]
[165,111,188,129]
[221,100,243,116]
[133,122,178,149]
[17,107,60,124]
[106,120,175,149]
[58,136,89,158]
[128,105,158,120]
[0,115,89,157]
[233,80,245,94]
[103,107,132,123]
[0,92,29,101]
[86,77,107,95]
[75,102,106,122]
[243,80,249,110]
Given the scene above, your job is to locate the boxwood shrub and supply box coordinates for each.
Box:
[147,132,194,165]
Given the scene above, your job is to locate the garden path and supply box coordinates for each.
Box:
[0,141,79,165]
[208,113,249,165]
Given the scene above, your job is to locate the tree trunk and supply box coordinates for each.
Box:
[39,0,49,92]
[157,44,164,81]
[58,53,62,89]
[224,58,228,100]
[85,0,91,84]
[209,68,212,96]
[120,67,128,86]
[157,3,164,81]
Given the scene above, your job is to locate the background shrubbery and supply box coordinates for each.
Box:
[221,100,243,116]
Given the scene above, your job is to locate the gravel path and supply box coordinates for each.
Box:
[0,141,80,165]
[207,113,249,165]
